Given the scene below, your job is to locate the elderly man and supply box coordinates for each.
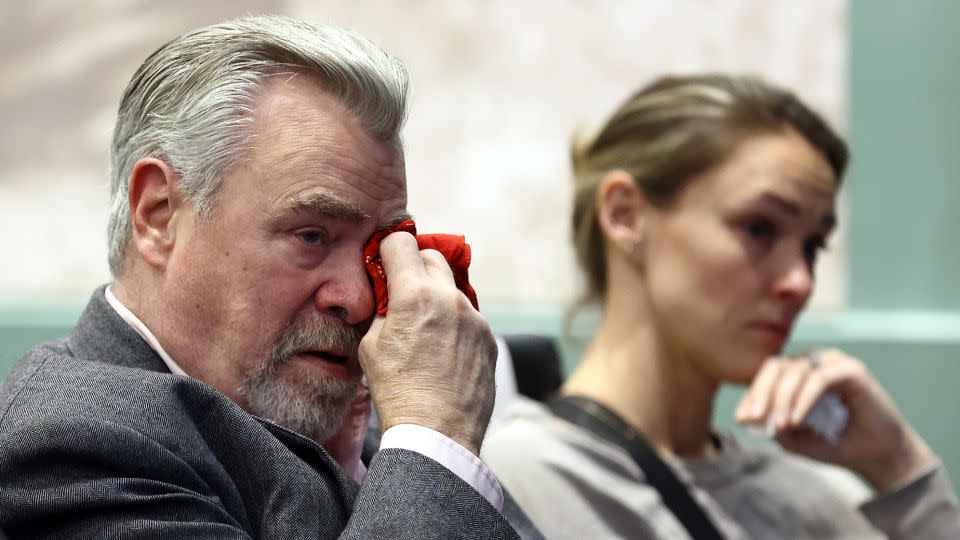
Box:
[0,16,525,539]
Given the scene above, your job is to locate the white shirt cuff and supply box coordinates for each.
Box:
[378,424,504,511]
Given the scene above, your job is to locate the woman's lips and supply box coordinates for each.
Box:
[749,321,791,345]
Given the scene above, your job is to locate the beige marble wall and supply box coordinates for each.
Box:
[0,0,846,310]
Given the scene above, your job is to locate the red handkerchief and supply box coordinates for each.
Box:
[363,219,479,315]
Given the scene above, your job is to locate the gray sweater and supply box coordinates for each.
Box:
[483,396,960,539]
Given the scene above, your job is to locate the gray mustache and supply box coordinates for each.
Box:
[272,314,365,364]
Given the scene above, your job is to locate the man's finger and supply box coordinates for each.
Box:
[379,231,425,292]
[358,315,386,369]
[420,248,456,285]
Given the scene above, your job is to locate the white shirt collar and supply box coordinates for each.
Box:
[104,285,188,377]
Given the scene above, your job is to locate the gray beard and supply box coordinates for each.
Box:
[238,312,365,445]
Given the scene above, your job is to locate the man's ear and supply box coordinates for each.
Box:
[596,170,647,260]
[127,157,182,270]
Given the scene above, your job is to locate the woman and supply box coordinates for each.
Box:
[482,74,960,539]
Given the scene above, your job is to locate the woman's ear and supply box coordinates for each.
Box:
[596,170,647,259]
[127,157,183,271]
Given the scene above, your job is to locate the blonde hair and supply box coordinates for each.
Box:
[571,74,847,304]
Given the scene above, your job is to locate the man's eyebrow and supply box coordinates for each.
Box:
[278,191,369,222]
[375,212,414,232]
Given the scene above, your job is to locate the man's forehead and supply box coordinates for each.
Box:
[254,75,391,150]
[244,76,409,223]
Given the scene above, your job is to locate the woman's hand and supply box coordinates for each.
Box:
[735,349,936,493]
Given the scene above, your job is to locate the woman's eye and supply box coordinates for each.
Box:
[744,219,776,241]
[804,237,829,268]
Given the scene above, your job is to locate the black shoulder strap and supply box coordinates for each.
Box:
[548,396,725,540]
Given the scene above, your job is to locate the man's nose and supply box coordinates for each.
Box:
[314,249,375,325]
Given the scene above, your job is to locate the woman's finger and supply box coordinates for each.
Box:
[736,357,786,424]
[771,359,813,430]
[789,350,861,425]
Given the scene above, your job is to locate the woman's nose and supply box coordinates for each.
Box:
[773,257,814,308]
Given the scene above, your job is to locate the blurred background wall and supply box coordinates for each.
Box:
[0,0,846,304]
[2,0,959,487]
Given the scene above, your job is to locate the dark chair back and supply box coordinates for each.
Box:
[501,334,564,402]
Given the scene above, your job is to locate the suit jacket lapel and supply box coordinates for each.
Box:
[68,284,361,508]
[67,285,169,374]
[257,418,361,507]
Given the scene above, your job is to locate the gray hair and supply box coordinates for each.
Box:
[107,15,409,274]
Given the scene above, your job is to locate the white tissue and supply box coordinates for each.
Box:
[802,391,849,444]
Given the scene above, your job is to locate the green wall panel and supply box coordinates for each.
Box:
[848,0,960,310]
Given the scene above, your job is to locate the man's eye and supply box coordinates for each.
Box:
[296,230,327,245]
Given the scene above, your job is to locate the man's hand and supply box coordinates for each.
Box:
[358,232,497,456]
[735,349,936,493]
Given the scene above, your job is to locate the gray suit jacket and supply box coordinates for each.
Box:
[0,287,520,539]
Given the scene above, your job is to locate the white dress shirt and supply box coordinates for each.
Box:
[104,286,503,510]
